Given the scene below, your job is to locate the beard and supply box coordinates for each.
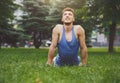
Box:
[64,22,72,26]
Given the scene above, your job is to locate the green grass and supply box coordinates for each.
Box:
[0,48,120,83]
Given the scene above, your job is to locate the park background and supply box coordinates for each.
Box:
[0,0,120,83]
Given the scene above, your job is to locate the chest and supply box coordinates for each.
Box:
[65,31,72,42]
[59,29,79,42]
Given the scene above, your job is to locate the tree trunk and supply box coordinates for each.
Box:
[0,35,2,49]
[0,42,1,49]
[33,31,41,49]
[108,21,116,52]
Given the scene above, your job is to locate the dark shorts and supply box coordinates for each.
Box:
[53,54,80,66]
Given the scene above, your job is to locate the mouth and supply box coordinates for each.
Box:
[65,18,70,21]
[65,18,70,20]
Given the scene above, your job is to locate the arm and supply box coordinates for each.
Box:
[78,26,88,66]
[46,26,59,65]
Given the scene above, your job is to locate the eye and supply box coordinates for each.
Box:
[69,13,72,16]
[63,13,67,16]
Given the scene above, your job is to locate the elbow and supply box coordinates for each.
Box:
[80,45,87,51]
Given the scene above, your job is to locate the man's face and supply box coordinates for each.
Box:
[62,11,75,24]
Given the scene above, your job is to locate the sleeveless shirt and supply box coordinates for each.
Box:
[56,26,80,66]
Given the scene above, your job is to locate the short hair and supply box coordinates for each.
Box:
[62,7,74,15]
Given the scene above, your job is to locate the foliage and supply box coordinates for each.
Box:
[88,0,120,52]
[0,48,120,83]
[0,0,23,47]
[75,6,94,47]
[88,0,120,25]
[47,0,86,24]
[20,0,52,48]
[21,0,50,31]
[0,0,16,28]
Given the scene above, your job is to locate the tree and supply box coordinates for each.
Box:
[0,0,20,48]
[88,0,120,52]
[75,7,95,47]
[20,0,50,48]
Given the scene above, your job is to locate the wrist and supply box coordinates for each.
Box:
[46,60,52,65]
[46,62,52,66]
[79,63,87,67]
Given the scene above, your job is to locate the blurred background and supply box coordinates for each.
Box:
[0,0,120,52]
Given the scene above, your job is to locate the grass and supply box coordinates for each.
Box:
[0,47,120,83]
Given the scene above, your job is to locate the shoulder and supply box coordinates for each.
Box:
[53,24,63,30]
[53,24,63,33]
[74,25,85,34]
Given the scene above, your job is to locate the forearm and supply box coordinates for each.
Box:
[80,47,88,65]
[47,46,56,65]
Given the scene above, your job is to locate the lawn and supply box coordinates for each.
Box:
[0,47,120,83]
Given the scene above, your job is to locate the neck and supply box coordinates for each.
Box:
[63,23,73,32]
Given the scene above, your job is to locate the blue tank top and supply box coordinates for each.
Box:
[56,26,80,66]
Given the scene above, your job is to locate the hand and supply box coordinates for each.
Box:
[46,61,52,66]
[79,63,88,67]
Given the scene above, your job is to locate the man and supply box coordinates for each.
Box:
[46,7,88,66]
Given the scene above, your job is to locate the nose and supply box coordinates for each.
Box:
[66,13,70,17]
